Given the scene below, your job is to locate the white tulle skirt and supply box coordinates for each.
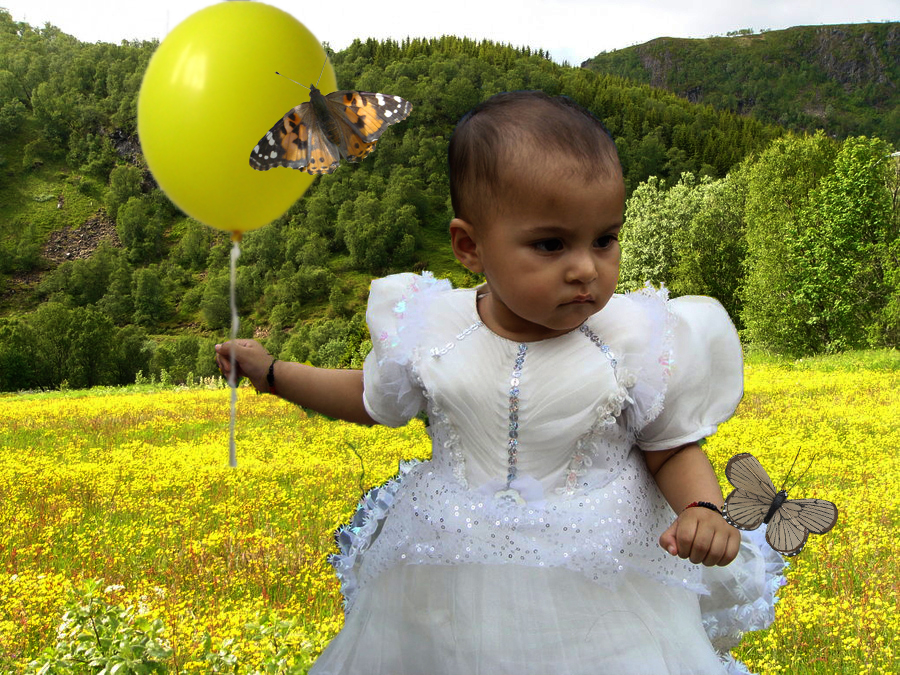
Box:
[310,554,774,675]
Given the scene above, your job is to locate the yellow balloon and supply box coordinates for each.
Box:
[137,2,336,234]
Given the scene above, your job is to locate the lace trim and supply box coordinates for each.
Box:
[374,272,452,366]
[553,325,632,497]
[328,460,421,612]
[554,444,593,496]
[412,358,468,488]
[626,282,679,432]
[330,459,787,634]
[701,528,789,650]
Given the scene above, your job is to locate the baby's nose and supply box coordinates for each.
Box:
[565,250,598,283]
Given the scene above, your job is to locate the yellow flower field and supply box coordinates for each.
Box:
[0,353,897,673]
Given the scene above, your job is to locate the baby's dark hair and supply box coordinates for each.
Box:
[448,90,621,224]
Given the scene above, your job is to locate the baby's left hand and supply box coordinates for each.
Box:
[658,506,741,567]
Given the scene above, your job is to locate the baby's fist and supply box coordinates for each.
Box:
[659,507,740,567]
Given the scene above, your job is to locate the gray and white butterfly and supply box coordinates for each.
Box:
[723,452,838,557]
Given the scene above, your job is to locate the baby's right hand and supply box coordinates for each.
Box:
[214,339,273,392]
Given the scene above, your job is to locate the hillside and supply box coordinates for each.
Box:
[0,14,781,333]
[582,23,900,143]
[2,13,897,391]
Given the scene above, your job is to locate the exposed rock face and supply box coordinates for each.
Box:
[639,42,675,89]
[42,215,122,264]
[814,25,898,91]
[2,215,122,301]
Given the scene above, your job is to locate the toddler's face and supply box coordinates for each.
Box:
[456,170,624,342]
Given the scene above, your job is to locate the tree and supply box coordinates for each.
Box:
[193,337,220,379]
[153,335,200,384]
[200,270,232,331]
[49,242,122,307]
[117,196,164,263]
[619,175,699,291]
[812,136,897,348]
[105,164,143,219]
[340,189,419,272]
[669,171,748,324]
[111,324,151,385]
[0,97,25,137]
[27,302,74,389]
[0,318,39,391]
[740,132,839,355]
[171,220,214,271]
[67,306,116,388]
[132,266,166,327]
[98,254,134,325]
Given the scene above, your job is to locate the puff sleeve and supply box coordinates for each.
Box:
[362,273,450,427]
[636,295,743,451]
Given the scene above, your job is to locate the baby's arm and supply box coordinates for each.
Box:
[645,444,741,567]
[214,339,376,426]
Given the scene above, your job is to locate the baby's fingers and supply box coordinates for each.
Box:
[660,519,701,560]
[715,526,742,567]
[696,522,741,567]
[685,525,715,565]
[659,521,679,556]
[214,342,243,383]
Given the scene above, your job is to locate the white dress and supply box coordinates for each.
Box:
[311,273,786,675]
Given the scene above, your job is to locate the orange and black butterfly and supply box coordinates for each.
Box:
[249,74,412,175]
[723,452,838,557]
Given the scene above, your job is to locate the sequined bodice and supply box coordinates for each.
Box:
[415,306,629,500]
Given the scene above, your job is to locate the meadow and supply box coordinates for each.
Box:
[0,351,897,673]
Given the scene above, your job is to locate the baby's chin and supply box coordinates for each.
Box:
[540,307,603,336]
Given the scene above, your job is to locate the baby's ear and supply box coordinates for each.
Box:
[449,218,483,274]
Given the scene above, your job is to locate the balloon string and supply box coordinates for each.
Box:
[228,235,241,468]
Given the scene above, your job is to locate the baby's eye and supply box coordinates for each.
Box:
[533,238,564,253]
[595,234,618,249]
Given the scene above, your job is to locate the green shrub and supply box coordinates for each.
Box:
[25,579,172,674]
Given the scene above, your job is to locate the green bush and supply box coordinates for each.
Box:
[26,579,317,674]
[26,579,172,674]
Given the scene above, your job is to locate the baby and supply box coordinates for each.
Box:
[217,91,780,675]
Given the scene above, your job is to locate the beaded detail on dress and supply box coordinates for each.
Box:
[429,321,484,358]
[494,343,529,504]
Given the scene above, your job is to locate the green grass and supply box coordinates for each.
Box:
[744,347,900,371]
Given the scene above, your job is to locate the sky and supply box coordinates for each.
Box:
[1,0,897,66]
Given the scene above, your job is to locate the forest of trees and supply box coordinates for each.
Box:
[582,23,900,144]
[0,12,897,392]
[620,134,899,355]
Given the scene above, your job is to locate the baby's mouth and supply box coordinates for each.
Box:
[566,295,594,304]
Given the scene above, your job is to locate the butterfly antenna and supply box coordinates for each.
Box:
[786,452,818,494]
[781,446,820,493]
[315,56,328,87]
[274,71,309,90]
[778,447,803,491]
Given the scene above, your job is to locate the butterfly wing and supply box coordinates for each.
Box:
[251,89,411,172]
[250,104,314,171]
[793,498,839,534]
[324,91,413,163]
[722,453,778,531]
[248,101,342,175]
[303,118,341,175]
[766,497,838,556]
[330,123,377,164]
[765,502,810,556]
